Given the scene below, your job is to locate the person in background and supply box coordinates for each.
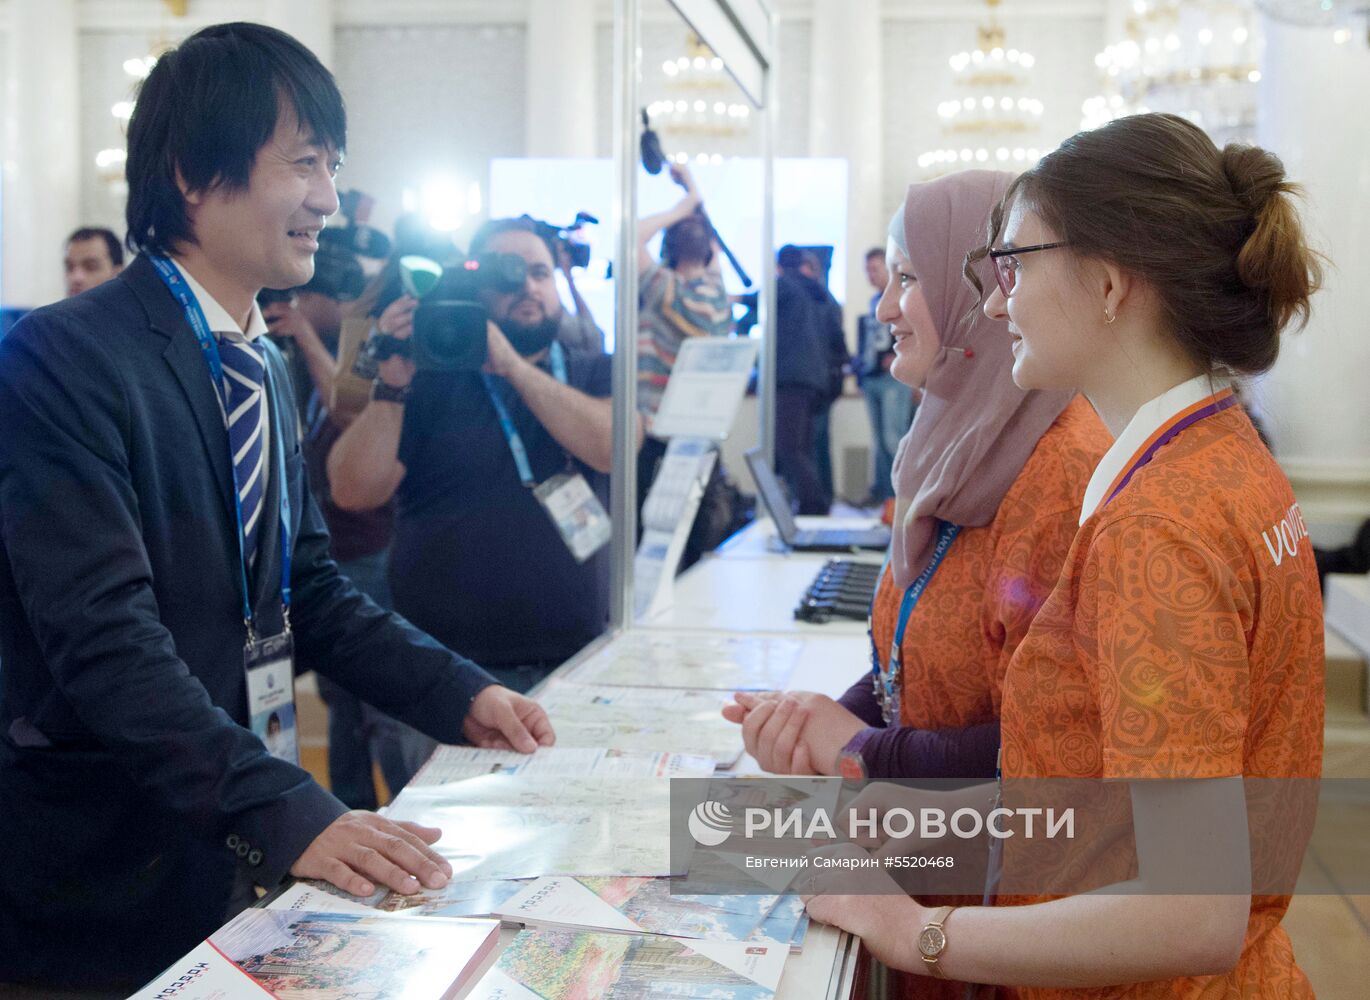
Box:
[633,163,737,566]
[802,113,1325,1000]
[856,245,916,506]
[798,250,850,509]
[774,244,835,515]
[556,239,607,354]
[63,226,124,298]
[330,217,641,694]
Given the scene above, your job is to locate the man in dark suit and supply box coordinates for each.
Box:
[0,24,552,995]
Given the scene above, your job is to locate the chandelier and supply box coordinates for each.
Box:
[95,0,185,184]
[919,0,1045,174]
[1083,1,1264,145]
[644,34,752,166]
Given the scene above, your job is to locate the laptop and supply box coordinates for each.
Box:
[744,448,891,552]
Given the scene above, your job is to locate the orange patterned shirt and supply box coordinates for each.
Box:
[998,387,1323,1000]
[870,396,1110,733]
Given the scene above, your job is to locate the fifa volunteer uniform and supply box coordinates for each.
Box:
[997,375,1324,1000]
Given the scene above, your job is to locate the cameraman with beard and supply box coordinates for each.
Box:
[329,218,641,693]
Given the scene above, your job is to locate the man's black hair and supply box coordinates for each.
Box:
[864,246,884,261]
[469,216,557,263]
[67,227,124,267]
[125,22,347,257]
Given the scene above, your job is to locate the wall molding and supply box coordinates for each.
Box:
[1279,457,1370,542]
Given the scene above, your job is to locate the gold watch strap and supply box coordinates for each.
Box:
[921,905,955,978]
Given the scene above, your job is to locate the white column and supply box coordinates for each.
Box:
[808,0,882,327]
[524,0,597,157]
[257,0,335,70]
[1255,18,1370,534]
[2,0,79,308]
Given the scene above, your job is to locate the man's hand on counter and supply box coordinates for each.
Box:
[290,812,453,897]
[463,685,556,754]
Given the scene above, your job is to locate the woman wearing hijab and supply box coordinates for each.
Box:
[725,170,1109,784]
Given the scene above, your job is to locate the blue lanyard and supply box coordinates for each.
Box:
[148,256,292,630]
[481,341,568,488]
[868,519,960,724]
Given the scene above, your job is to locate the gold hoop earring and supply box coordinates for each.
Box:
[1104,308,1116,325]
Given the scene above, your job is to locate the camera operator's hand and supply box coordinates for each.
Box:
[669,163,702,207]
[376,295,418,388]
[262,299,319,345]
[483,320,527,379]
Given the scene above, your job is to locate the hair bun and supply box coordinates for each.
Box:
[1220,143,1286,215]
[1219,143,1322,334]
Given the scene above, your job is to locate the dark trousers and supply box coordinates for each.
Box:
[775,386,828,515]
[811,402,835,509]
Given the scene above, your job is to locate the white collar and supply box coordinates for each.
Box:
[1080,373,1234,523]
[169,258,268,342]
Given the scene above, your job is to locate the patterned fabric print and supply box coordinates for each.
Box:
[997,405,1322,1000]
[636,264,732,418]
[871,397,1110,734]
[880,398,1109,1000]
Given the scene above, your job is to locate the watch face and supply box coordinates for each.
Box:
[918,926,946,958]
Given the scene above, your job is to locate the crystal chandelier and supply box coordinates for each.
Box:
[919,0,1045,175]
[645,34,752,166]
[1083,1,1263,146]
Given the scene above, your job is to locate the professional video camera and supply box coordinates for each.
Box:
[258,188,389,311]
[352,252,528,376]
[526,212,598,270]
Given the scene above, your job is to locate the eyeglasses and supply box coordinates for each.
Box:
[987,242,1069,298]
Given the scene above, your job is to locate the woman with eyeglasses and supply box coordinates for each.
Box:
[724,169,1108,793]
[802,113,1324,999]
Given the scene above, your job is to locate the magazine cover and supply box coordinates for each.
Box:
[127,909,499,1000]
[467,928,789,1000]
[495,876,806,947]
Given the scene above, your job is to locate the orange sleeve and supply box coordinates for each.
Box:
[1081,515,1251,780]
[986,502,1082,714]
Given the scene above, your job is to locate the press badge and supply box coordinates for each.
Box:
[534,472,611,563]
[245,629,299,765]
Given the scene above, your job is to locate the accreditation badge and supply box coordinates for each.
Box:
[534,472,612,563]
[244,629,299,765]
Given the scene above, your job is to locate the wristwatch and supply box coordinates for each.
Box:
[836,728,875,783]
[832,723,876,778]
[372,379,411,404]
[918,905,955,977]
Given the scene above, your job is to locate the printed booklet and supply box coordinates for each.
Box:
[494,875,807,949]
[127,909,499,1000]
[467,927,788,1000]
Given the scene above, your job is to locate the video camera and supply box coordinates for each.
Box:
[353,253,528,375]
[528,212,598,270]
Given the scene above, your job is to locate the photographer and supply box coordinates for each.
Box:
[329,217,642,692]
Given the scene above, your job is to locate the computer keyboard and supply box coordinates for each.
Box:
[794,559,883,623]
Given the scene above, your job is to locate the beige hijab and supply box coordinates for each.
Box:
[889,170,1074,589]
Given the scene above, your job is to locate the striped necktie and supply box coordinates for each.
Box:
[218,336,266,568]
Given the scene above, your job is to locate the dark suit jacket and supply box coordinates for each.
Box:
[0,256,496,991]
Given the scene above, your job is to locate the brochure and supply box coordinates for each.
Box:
[385,773,683,880]
[409,745,715,785]
[270,878,530,920]
[467,928,788,1000]
[495,875,806,947]
[536,680,745,766]
[565,632,802,690]
[128,909,500,1000]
